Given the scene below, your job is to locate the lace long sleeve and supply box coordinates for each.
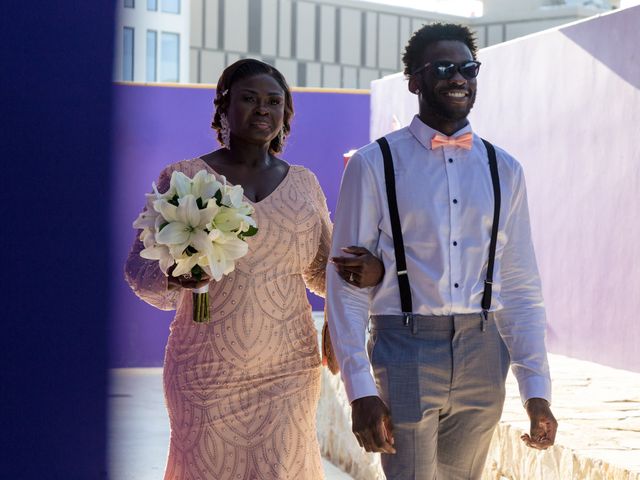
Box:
[123,165,181,311]
[302,171,333,298]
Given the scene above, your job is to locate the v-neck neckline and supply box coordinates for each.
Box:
[197,157,292,205]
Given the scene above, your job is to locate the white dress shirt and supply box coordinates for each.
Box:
[326,115,551,405]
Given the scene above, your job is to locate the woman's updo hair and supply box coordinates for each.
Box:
[211,59,294,154]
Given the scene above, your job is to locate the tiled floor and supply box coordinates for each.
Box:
[316,353,640,480]
[108,344,640,479]
[495,353,640,477]
[108,368,353,480]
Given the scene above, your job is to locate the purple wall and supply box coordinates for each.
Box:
[111,84,369,367]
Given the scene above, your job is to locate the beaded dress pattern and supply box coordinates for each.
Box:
[125,159,331,479]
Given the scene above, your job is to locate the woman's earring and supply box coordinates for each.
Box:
[277,128,285,148]
[220,113,231,149]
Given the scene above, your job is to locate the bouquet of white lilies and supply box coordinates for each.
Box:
[133,169,258,323]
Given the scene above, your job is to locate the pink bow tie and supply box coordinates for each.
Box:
[431,132,473,150]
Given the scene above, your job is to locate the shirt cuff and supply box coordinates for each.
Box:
[518,374,552,405]
[342,370,379,403]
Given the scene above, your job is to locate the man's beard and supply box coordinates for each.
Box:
[423,88,476,122]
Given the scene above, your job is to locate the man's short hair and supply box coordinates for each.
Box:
[402,23,478,77]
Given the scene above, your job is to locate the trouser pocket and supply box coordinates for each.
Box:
[370,328,423,423]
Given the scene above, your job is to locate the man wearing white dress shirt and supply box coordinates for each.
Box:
[327,23,557,479]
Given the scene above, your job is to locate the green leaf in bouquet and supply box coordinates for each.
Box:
[158,221,169,231]
[191,264,205,281]
[241,225,259,238]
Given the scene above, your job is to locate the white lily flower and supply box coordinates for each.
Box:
[238,219,257,234]
[218,176,245,208]
[152,180,172,200]
[139,238,175,275]
[234,203,257,233]
[165,244,211,275]
[211,207,257,233]
[237,202,255,216]
[154,195,213,256]
[202,229,249,281]
[155,212,167,232]
[211,207,242,232]
[139,228,155,248]
[172,252,204,277]
[133,169,257,294]
[191,169,222,202]
[165,170,221,204]
[170,171,194,198]
[132,195,160,230]
[132,209,154,230]
[198,198,222,226]
[165,243,187,260]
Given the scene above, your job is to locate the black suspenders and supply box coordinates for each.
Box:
[377,137,414,320]
[375,136,501,328]
[481,139,501,317]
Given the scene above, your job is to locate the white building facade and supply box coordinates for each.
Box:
[115,0,617,87]
[115,0,190,83]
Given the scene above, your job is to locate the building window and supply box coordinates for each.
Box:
[123,27,134,81]
[147,0,157,10]
[124,0,134,8]
[162,0,180,14]
[160,32,180,82]
[146,30,157,82]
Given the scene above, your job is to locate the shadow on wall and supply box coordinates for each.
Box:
[560,6,640,90]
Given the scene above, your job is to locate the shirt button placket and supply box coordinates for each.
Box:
[445,150,464,310]
[446,149,463,309]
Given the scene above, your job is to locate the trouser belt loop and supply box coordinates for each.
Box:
[403,313,418,335]
[481,310,488,332]
[405,313,418,335]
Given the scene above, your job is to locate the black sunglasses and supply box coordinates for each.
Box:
[413,60,481,80]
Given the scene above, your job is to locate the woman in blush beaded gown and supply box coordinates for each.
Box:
[125,59,383,480]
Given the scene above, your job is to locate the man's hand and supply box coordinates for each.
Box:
[521,397,558,450]
[351,396,396,454]
[331,246,385,288]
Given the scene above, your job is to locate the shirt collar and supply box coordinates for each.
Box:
[408,115,474,151]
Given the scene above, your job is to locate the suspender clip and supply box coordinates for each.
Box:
[403,313,418,335]
[481,310,488,332]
